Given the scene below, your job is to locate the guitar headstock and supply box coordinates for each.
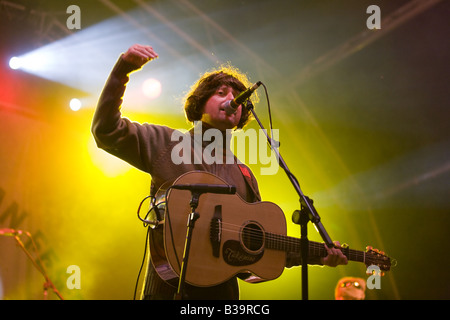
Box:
[364,246,392,274]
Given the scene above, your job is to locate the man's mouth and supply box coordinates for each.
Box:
[219,108,232,115]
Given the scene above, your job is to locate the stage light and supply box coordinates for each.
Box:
[70,98,82,111]
[7,7,199,114]
[9,57,22,70]
[142,78,162,99]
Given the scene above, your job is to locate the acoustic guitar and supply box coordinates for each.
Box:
[148,171,391,287]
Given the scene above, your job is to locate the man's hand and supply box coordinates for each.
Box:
[123,44,159,68]
[320,241,348,267]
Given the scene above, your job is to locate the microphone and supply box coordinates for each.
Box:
[0,228,23,236]
[171,184,236,195]
[223,81,262,115]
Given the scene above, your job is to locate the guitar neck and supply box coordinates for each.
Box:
[265,233,365,263]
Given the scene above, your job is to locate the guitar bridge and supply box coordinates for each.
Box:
[210,205,222,258]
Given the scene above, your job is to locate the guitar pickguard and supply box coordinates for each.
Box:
[222,240,264,266]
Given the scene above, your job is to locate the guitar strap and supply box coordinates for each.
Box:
[238,164,261,202]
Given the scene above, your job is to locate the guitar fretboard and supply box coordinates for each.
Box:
[265,232,366,263]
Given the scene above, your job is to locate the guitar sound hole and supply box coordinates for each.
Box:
[241,222,264,253]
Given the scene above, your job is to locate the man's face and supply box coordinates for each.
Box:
[201,85,242,131]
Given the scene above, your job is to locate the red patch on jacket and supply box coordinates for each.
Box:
[238,165,251,178]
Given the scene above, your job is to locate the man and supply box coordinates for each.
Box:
[92,44,347,300]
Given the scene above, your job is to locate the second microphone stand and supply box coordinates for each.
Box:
[246,100,334,300]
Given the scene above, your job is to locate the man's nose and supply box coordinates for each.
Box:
[225,91,235,100]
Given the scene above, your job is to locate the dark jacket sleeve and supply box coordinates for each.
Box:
[91,56,173,174]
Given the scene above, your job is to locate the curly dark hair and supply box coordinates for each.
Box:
[184,64,258,129]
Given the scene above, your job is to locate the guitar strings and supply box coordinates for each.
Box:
[211,220,368,261]
[229,226,383,264]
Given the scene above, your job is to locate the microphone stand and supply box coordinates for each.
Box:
[174,191,201,300]
[246,100,334,300]
[11,231,64,300]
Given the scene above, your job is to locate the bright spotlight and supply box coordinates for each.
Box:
[70,98,82,111]
[9,57,22,70]
[142,78,162,99]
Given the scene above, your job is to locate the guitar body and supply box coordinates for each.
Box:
[152,171,287,287]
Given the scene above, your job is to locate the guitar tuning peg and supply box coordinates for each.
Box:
[341,243,349,249]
